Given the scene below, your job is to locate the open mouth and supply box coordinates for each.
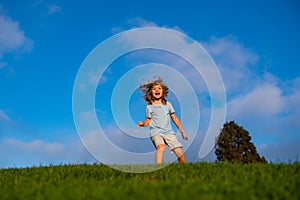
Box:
[155,92,161,96]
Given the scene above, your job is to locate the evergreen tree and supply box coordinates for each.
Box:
[215,121,267,163]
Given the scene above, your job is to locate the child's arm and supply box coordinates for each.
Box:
[137,118,151,128]
[170,113,188,140]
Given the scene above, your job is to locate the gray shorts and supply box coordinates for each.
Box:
[151,134,183,151]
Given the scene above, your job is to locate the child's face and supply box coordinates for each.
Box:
[151,84,163,100]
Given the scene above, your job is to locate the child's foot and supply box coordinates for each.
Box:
[178,155,187,163]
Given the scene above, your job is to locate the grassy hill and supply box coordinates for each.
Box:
[1,162,299,199]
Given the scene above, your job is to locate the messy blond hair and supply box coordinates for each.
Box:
[139,76,169,105]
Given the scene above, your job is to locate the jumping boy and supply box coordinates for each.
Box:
[137,77,188,164]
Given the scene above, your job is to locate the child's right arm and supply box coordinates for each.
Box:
[170,113,188,140]
[137,118,151,128]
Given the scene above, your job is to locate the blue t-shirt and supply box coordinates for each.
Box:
[146,101,175,136]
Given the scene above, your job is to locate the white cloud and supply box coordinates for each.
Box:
[224,77,300,163]
[31,1,62,16]
[112,17,158,34]
[80,110,95,121]
[113,22,226,95]
[0,138,70,168]
[0,14,33,58]
[228,83,284,118]
[0,109,14,132]
[226,75,300,125]
[259,140,300,163]
[127,17,158,28]
[203,35,259,94]
[87,66,111,85]
[199,34,300,163]
[112,17,184,35]
[282,78,300,128]
[116,23,260,96]
[0,123,98,168]
[0,109,10,122]
[47,5,62,14]
[1,138,66,156]
[0,133,95,166]
[204,35,258,68]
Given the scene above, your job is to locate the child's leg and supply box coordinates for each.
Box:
[163,134,186,163]
[173,147,187,163]
[155,144,165,164]
[151,135,166,164]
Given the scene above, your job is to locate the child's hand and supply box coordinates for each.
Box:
[137,121,144,128]
[181,132,188,140]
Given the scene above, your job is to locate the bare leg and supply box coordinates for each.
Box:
[155,144,165,164]
[173,147,187,163]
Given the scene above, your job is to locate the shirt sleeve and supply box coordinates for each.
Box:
[167,102,175,114]
[146,105,152,119]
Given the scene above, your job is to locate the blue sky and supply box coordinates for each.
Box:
[0,0,300,168]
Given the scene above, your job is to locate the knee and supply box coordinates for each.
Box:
[156,144,165,151]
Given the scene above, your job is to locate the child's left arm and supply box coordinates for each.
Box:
[170,113,188,140]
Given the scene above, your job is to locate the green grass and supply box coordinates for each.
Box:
[0,162,299,200]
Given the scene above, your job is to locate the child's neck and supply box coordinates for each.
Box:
[153,99,162,105]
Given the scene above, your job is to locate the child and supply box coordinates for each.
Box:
[137,77,188,164]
